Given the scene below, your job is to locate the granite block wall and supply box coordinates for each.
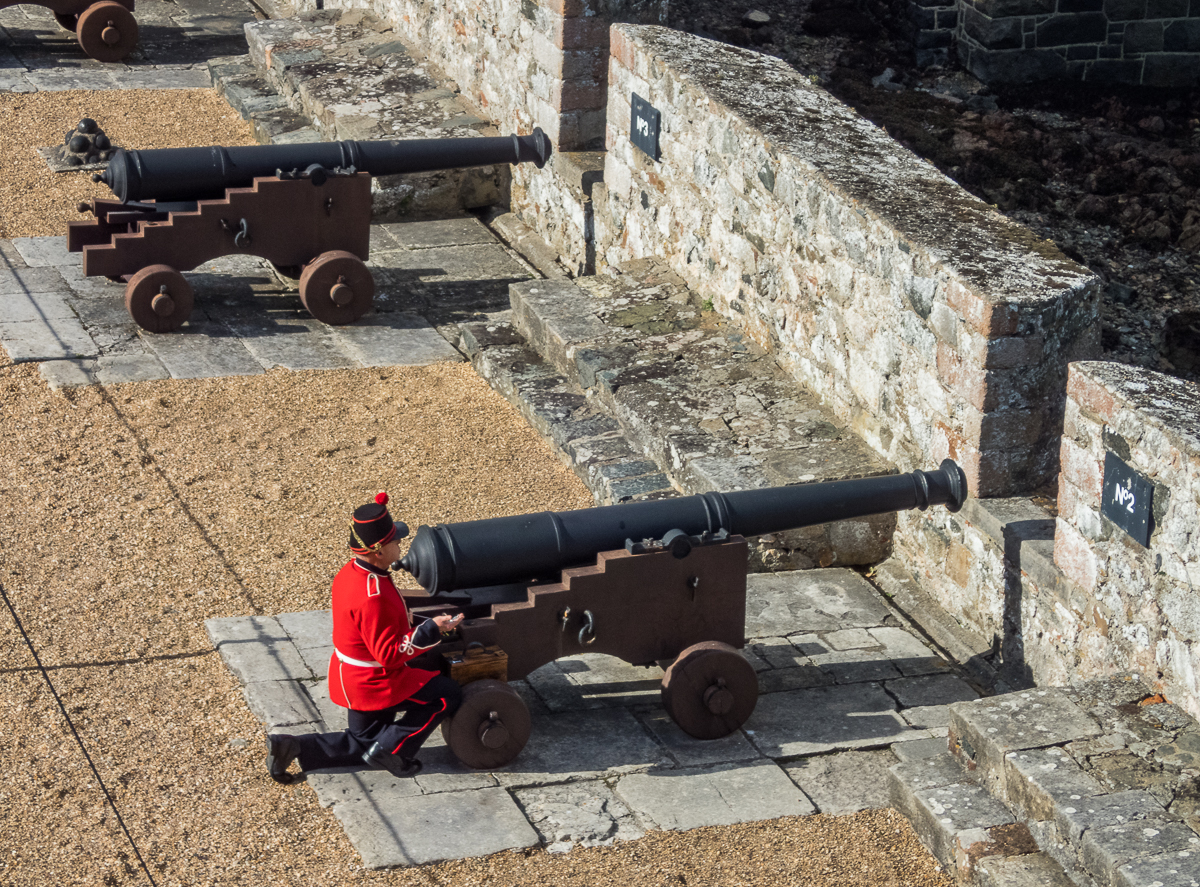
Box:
[595,25,1099,498]
[956,0,1200,86]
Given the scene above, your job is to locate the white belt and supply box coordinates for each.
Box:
[335,648,383,668]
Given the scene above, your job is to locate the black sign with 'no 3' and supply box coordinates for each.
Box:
[1101,451,1154,548]
[631,93,660,161]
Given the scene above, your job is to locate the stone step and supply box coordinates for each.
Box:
[458,319,677,506]
[947,680,1200,887]
[235,9,509,219]
[507,259,898,570]
[889,676,1200,887]
[888,750,1044,884]
[207,54,321,145]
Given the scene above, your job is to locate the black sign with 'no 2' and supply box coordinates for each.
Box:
[1101,451,1154,548]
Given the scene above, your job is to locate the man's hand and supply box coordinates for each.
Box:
[433,613,464,633]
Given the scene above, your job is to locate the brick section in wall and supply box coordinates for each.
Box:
[956,0,1200,87]
[596,25,1099,498]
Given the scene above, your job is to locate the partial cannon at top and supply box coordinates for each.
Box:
[67,130,553,332]
[2,0,139,62]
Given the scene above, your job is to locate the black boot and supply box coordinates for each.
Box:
[266,734,301,784]
[362,741,422,778]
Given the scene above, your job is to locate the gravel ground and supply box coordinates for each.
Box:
[0,89,257,239]
[0,353,953,886]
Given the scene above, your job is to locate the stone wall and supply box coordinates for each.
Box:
[885,362,1200,719]
[956,0,1200,87]
[595,25,1099,499]
[905,0,961,67]
[333,0,667,151]
[1054,362,1200,717]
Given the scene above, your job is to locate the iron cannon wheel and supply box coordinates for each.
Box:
[77,1,138,62]
[661,641,759,740]
[299,250,374,325]
[125,265,194,333]
[440,679,531,770]
[54,12,79,30]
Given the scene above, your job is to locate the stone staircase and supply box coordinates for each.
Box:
[890,676,1200,887]
[206,8,509,219]
[454,257,907,573]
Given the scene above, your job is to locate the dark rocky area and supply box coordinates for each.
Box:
[667,0,1200,384]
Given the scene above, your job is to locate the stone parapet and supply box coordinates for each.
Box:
[597,25,1098,498]
[956,0,1200,86]
[882,361,1200,720]
[1054,362,1200,719]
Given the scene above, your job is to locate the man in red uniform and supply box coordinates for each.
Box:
[266,493,463,782]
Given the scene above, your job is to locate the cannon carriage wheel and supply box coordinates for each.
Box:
[76,1,138,62]
[125,265,194,333]
[661,641,759,740]
[441,679,531,769]
[299,250,374,325]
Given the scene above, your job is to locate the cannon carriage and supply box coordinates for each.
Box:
[67,130,552,332]
[396,461,969,769]
[2,0,138,61]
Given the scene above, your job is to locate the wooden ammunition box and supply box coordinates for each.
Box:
[446,644,508,685]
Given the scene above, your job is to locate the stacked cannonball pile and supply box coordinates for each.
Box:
[55,117,115,167]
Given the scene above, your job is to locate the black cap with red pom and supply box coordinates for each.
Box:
[349,492,409,553]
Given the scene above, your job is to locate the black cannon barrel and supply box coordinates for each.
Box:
[95,129,553,203]
[399,460,968,594]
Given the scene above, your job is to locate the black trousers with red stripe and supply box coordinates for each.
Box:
[294,674,462,771]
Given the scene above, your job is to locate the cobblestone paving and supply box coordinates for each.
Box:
[207,568,982,868]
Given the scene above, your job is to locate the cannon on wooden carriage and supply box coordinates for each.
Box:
[2,0,138,61]
[66,130,553,332]
[396,460,969,769]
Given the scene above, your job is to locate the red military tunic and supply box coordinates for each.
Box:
[327,559,440,711]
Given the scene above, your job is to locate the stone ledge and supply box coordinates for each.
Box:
[891,677,1200,886]
[239,10,511,220]
[460,319,677,506]
[507,260,901,569]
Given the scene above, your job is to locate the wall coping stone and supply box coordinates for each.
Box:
[1071,361,1200,452]
[611,26,1096,316]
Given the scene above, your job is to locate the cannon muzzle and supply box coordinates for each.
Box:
[95,129,553,203]
[399,460,967,594]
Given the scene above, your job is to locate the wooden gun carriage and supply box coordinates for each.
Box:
[397,461,968,769]
[67,130,552,332]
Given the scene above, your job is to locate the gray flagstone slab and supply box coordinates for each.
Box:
[140,317,265,379]
[332,785,539,868]
[493,708,670,788]
[614,760,815,830]
[327,312,461,367]
[745,682,917,757]
[1,316,97,362]
[745,568,891,638]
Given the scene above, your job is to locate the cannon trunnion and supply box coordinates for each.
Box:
[66,130,552,332]
[403,462,967,769]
